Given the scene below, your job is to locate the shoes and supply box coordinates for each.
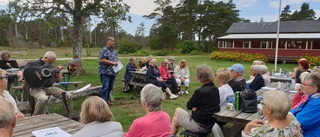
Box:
[185,90,189,95]
[163,93,167,99]
[107,101,114,105]
[178,91,182,96]
[170,94,178,99]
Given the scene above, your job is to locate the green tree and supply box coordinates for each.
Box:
[15,0,130,74]
[290,3,316,20]
[117,37,139,54]
[158,22,178,52]
[280,5,291,21]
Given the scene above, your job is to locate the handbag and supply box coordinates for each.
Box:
[240,89,257,113]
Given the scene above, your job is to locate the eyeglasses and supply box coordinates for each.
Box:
[0,75,8,79]
[301,83,314,87]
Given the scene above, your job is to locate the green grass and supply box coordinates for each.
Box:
[5,47,297,132]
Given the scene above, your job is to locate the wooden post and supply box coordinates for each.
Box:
[306,41,308,49]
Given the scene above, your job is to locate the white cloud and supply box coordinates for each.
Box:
[0,0,8,6]
[244,14,278,22]
[122,0,180,16]
[315,9,320,17]
[234,0,257,8]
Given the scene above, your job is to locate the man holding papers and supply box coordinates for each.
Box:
[98,37,119,105]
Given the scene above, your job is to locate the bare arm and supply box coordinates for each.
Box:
[99,58,118,66]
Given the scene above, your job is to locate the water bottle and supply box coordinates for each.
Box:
[280,68,283,76]
[286,68,289,77]
[235,91,240,110]
[285,82,291,94]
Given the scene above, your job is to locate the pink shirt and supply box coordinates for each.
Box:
[159,65,172,81]
[292,93,308,110]
[124,110,171,137]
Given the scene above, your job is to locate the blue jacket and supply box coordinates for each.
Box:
[291,94,320,137]
[124,63,136,81]
[249,74,264,92]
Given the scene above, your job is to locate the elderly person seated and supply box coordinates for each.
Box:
[215,68,234,109]
[171,64,220,136]
[145,55,153,69]
[0,69,24,120]
[249,65,265,92]
[291,59,311,83]
[243,90,302,136]
[0,97,17,137]
[174,59,190,95]
[0,51,16,91]
[260,65,270,86]
[292,72,310,110]
[123,57,139,91]
[72,96,123,137]
[146,59,178,99]
[125,84,171,137]
[291,72,320,136]
[227,63,246,92]
[159,59,179,95]
[139,57,147,70]
[168,56,176,71]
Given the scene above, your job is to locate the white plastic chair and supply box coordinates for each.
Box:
[212,123,224,137]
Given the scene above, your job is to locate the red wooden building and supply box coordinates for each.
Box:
[218,21,320,61]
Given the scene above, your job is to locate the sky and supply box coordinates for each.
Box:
[1,0,320,36]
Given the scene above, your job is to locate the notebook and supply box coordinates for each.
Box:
[0,60,19,69]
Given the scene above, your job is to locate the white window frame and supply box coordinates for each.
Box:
[243,41,250,48]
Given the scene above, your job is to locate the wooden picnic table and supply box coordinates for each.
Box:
[270,76,292,83]
[13,113,84,137]
[129,71,147,87]
[213,82,296,137]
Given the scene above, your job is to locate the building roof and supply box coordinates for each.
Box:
[218,33,320,40]
[226,21,320,34]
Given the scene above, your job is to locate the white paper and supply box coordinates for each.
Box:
[32,127,71,137]
[261,87,277,90]
[73,83,92,94]
[112,60,123,73]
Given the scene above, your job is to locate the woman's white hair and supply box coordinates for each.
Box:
[0,97,15,128]
[140,84,164,112]
[43,51,57,59]
[263,90,291,119]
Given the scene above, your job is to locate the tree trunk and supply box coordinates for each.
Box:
[73,15,85,75]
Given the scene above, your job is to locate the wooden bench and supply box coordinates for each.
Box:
[54,81,85,91]
[17,86,102,113]
[267,56,298,64]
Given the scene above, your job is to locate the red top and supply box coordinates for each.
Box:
[159,65,172,81]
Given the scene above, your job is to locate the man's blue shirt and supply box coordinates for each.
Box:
[98,46,118,75]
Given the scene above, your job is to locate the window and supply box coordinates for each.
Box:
[243,41,249,48]
[260,41,268,49]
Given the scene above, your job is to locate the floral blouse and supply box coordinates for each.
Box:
[242,113,303,137]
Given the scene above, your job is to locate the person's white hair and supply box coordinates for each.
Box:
[263,90,291,119]
[252,60,265,65]
[0,97,15,128]
[260,65,268,74]
[140,84,164,112]
[251,65,262,74]
[300,72,310,82]
[43,51,57,60]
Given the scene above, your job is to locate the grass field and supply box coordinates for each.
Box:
[3,47,297,133]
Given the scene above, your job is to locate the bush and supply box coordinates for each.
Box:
[210,51,267,63]
[154,50,168,56]
[177,40,196,54]
[189,50,201,55]
[300,54,320,66]
[117,37,139,54]
[131,49,149,56]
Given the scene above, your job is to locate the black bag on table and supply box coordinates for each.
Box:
[240,89,257,113]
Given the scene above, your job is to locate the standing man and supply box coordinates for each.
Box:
[17,51,73,118]
[99,37,119,105]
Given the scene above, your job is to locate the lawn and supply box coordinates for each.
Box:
[4,47,297,132]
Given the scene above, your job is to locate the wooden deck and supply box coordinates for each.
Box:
[13,113,84,137]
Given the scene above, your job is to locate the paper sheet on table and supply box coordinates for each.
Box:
[290,90,297,93]
[112,60,123,73]
[32,127,71,137]
[73,83,92,94]
[261,87,277,90]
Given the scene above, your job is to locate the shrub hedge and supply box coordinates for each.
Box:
[210,51,267,63]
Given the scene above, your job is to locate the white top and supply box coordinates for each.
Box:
[218,84,234,109]
[71,121,123,137]
[1,90,19,113]
[174,66,190,79]
[262,73,271,86]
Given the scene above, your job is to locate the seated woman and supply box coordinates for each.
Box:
[72,96,123,137]
[215,68,234,109]
[260,65,270,86]
[243,90,302,136]
[292,71,310,110]
[0,69,24,120]
[146,59,177,99]
[174,59,190,95]
[139,57,147,70]
[159,59,179,95]
[249,65,265,91]
[291,59,311,83]
[0,51,16,91]
[291,72,320,136]
[123,57,139,91]
[171,64,220,136]
[125,84,171,137]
